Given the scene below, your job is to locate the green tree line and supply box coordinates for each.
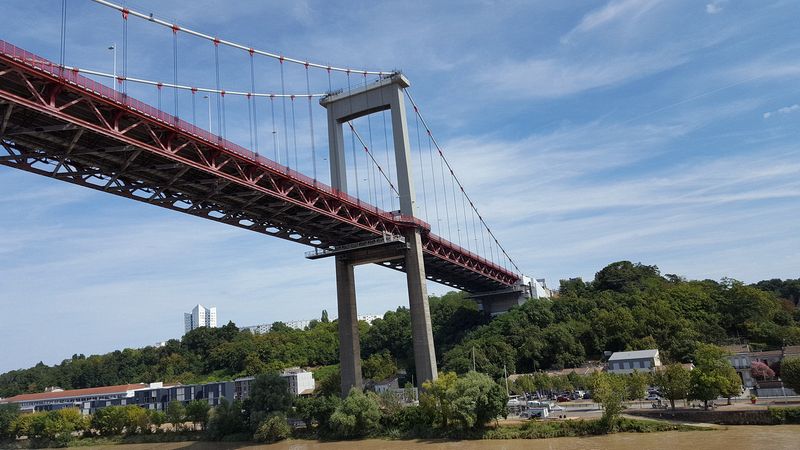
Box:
[2,261,798,398]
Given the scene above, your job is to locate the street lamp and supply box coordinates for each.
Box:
[107,43,116,91]
[203,95,212,131]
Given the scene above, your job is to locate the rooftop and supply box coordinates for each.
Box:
[0,383,148,404]
[608,349,659,361]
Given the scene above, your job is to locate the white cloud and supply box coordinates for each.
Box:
[477,51,688,98]
[763,103,799,119]
[706,1,725,14]
[563,0,664,42]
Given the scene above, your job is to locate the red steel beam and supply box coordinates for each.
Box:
[0,39,520,289]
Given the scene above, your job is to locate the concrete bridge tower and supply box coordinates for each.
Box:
[320,73,438,396]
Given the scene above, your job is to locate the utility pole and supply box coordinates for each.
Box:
[504,364,510,397]
[472,346,476,372]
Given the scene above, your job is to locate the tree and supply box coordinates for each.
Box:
[254,414,291,443]
[294,395,340,429]
[149,410,166,431]
[123,405,151,435]
[781,357,800,393]
[653,364,691,410]
[450,371,507,430]
[246,373,293,417]
[205,399,248,440]
[689,344,740,409]
[594,261,661,292]
[9,413,33,439]
[0,403,20,440]
[512,374,536,396]
[420,371,505,431]
[719,366,743,405]
[165,400,186,431]
[362,350,398,381]
[751,361,775,380]
[591,372,627,430]
[314,366,341,397]
[626,370,649,403]
[328,388,381,438]
[92,406,129,436]
[420,371,458,429]
[185,399,211,431]
[321,310,330,323]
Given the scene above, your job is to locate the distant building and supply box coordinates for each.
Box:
[133,381,233,410]
[184,304,217,333]
[281,367,316,395]
[2,381,235,415]
[234,368,316,399]
[607,349,662,374]
[0,383,151,415]
[284,320,311,330]
[244,315,386,334]
[724,344,754,387]
[358,314,382,324]
[724,344,800,389]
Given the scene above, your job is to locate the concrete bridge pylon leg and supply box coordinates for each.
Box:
[405,228,438,384]
[335,255,362,395]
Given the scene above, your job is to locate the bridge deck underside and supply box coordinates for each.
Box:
[0,48,517,293]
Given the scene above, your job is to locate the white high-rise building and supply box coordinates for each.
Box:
[184,304,217,333]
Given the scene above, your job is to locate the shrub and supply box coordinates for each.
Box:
[768,407,800,424]
[751,361,775,380]
[254,414,291,443]
[328,388,381,438]
[205,399,248,441]
[380,405,428,432]
[421,371,506,431]
[0,403,20,440]
[294,395,339,429]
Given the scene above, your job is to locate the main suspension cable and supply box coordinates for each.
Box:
[92,0,393,75]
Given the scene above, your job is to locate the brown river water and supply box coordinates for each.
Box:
[80,425,800,450]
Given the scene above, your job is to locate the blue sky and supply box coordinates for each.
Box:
[1,0,799,374]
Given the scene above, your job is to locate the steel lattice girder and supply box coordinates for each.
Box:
[0,48,519,292]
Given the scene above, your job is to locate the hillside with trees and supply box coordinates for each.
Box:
[1,261,798,398]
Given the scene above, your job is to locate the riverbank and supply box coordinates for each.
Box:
[628,405,800,425]
[0,418,699,448]
[42,425,800,450]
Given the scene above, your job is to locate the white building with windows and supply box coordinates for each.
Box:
[607,349,661,374]
[184,304,217,333]
[234,368,315,398]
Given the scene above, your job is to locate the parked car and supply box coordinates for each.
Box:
[583,392,592,400]
[520,407,549,419]
[646,393,661,401]
[556,395,571,402]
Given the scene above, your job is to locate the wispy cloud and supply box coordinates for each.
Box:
[562,0,664,43]
[763,103,799,119]
[476,51,688,98]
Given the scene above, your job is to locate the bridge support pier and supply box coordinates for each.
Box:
[335,255,362,395]
[321,73,439,395]
[404,228,438,384]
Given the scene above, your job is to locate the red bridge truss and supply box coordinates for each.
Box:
[0,40,520,292]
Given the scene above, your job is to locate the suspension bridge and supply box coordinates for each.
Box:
[0,0,548,394]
